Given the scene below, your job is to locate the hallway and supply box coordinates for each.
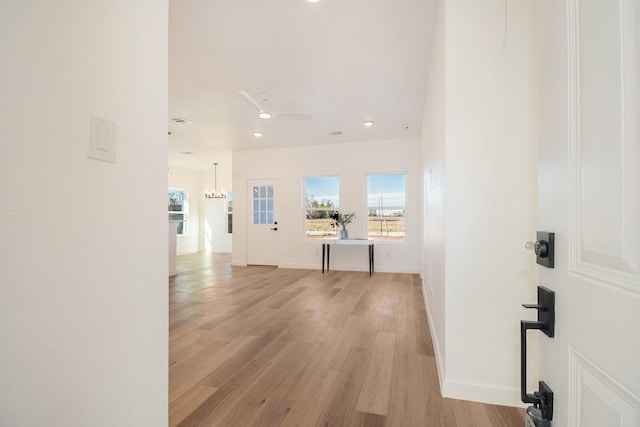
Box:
[169,253,524,426]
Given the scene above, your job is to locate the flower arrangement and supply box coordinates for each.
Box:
[330,211,356,239]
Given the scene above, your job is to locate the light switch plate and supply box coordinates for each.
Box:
[87,114,116,163]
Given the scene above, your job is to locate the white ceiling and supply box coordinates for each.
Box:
[169,0,438,169]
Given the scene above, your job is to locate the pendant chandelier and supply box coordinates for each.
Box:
[204,163,226,199]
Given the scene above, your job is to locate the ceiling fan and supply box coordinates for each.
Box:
[238,91,312,120]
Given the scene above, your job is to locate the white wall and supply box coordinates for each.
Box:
[169,165,200,255]
[233,138,422,273]
[421,0,538,406]
[0,1,168,426]
[200,151,233,253]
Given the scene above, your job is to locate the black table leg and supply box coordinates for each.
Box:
[327,244,330,271]
[371,244,374,274]
[322,244,325,273]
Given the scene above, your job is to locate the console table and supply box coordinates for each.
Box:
[321,238,375,275]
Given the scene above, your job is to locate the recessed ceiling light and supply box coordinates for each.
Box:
[253,132,263,138]
[363,120,374,127]
[258,111,272,119]
[307,0,320,3]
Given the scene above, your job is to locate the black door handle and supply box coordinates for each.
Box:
[270,227,278,231]
[520,286,555,422]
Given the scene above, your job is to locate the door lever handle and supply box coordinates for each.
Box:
[522,304,546,311]
[270,227,278,231]
[522,287,555,338]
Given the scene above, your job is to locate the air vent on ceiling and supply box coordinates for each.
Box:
[328,131,342,136]
[170,117,192,125]
[181,151,195,155]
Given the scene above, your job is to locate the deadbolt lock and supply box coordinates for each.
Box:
[525,232,555,268]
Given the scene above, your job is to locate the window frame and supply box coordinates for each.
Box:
[168,188,188,236]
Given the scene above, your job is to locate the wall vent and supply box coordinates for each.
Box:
[170,117,192,125]
[328,130,342,136]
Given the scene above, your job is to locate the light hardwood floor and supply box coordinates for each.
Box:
[169,253,524,427]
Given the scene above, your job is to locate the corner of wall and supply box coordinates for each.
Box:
[420,0,448,399]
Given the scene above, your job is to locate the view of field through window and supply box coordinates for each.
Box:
[368,173,406,241]
[304,177,339,240]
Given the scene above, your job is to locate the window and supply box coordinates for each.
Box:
[168,188,188,236]
[252,185,274,225]
[367,173,406,241]
[304,176,339,240]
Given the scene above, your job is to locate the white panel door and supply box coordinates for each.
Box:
[247,179,279,266]
[538,0,640,426]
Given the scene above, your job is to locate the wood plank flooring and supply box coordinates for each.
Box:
[169,253,524,427]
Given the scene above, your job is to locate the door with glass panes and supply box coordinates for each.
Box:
[247,179,278,266]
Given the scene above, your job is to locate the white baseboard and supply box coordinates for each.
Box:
[278,263,368,272]
[442,379,526,408]
[373,266,421,274]
[279,262,419,274]
[278,263,319,270]
[422,281,446,396]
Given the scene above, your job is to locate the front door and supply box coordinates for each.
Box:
[538,1,640,425]
[247,179,279,266]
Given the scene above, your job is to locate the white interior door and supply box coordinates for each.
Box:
[247,179,279,266]
[538,1,640,426]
